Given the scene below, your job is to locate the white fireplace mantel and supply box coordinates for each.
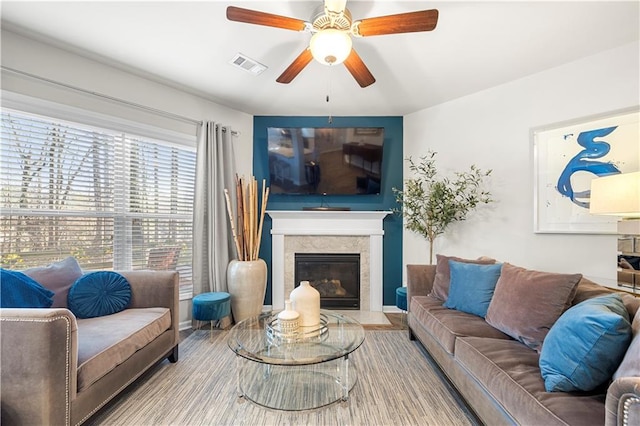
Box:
[267,210,390,311]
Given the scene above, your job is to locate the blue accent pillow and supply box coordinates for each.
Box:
[1,268,54,308]
[67,271,131,319]
[539,293,632,392]
[443,260,503,317]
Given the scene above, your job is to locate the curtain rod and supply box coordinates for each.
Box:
[2,65,239,136]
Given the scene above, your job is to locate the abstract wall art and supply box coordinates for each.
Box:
[533,107,639,234]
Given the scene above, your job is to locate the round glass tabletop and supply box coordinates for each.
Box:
[228,309,365,366]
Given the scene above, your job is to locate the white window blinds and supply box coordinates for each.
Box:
[1,108,195,291]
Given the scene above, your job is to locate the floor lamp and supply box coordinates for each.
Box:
[590,171,640,290]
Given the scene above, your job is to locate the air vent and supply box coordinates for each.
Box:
[229,53,267,75]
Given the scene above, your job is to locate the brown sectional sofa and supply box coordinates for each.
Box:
[406,264,640,426]
[1,270,180,426]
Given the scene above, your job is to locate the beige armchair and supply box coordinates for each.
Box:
[1,270,179,425]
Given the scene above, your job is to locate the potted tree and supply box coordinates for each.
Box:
[393,151,493,264]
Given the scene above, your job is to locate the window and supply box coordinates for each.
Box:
[0,108,195,294]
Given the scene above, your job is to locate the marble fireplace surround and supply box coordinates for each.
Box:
[268,210,390,312]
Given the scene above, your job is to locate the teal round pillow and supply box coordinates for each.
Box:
[68,271,131,319]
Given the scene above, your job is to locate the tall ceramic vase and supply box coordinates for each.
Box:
[290,280,320,327]
[227,259,267,323]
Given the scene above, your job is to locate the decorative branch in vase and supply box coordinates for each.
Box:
[224,175,270,322]
[392,151,493,265]
[224,175,270,261]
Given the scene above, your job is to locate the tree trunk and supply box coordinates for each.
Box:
[429,238,434,265]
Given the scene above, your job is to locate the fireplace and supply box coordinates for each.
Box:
[294,253,360,309]
[267,210,390,311]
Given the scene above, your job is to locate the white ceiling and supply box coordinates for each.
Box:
[2,1,639,116]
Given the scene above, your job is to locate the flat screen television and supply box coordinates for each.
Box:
[267,127,385,195]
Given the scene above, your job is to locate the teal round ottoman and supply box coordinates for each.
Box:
[396,286,408,326]
[396,286,407,312]
[193,292,231,330]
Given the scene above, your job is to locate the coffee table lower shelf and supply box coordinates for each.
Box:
[228,310,365,411]
[235,355,357,411]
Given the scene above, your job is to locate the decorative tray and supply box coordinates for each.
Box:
[265,312,329,345]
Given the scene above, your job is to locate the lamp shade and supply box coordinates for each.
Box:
[589,171,640,218]
[310,29,352,65]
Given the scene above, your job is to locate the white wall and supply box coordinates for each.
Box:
[1,30,255,327]
[404,41,640,284]
[1,30,253,150]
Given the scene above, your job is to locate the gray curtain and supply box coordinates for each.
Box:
[192,121,237,295]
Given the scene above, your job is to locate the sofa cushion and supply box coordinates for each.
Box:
[455,336,606,426]
[540,294,631,392]
[23,256,83,308]
[614,309,640,379]
[572,277,639,318]
[621,293,640,319]
[485,263,582,352]
[76,307,171,391]
[68,271,132,319]
[0,269,54,308]
[571,277,614,306]
[444,261,502,318]
[410,295,511,355]
[430,254,496,301]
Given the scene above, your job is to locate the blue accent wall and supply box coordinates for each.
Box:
[253,116,403,307]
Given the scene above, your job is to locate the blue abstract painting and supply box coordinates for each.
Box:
[556,126,621,209]
[534,108,639,234]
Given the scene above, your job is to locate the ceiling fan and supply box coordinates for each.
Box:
[226,1,439,88]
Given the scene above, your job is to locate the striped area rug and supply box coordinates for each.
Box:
[88,330,478,426]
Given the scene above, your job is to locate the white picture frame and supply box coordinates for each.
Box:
[533,107,639,234]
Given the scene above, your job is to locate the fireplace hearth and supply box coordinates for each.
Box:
[294,253,360,309]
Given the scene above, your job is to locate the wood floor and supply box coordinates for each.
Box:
[366,312,407,330]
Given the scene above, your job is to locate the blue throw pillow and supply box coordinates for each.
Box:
[443,260,503,317]
[539,293,632,392]
[67,271,131,319]
[1,268,54,308]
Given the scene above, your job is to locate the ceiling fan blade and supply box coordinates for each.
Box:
[356,9,439,36]
[226,6,307,31]
[343,49,375,88]
[276,49,314,84]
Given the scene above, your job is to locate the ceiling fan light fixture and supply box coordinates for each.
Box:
[310,29,352,65]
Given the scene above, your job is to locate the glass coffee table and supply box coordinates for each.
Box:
[227,309,365,411]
